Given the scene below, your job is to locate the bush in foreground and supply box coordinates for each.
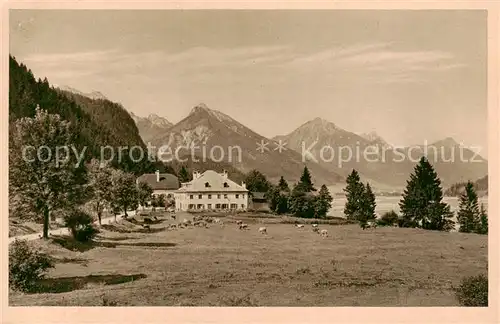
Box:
[9,239,55,292]
[377,210,399,227]
[63,209,99,242]
[455,274,488,306]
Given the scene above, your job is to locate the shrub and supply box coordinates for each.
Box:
[455,274,488,306]
[378,210,399,226]
[63,209,98,242]
[9,239,55,292]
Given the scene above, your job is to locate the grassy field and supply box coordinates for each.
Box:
[9,211,487,306]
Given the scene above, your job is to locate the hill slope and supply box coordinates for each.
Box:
[9,56,158,174]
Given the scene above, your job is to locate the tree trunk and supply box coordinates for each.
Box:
[98,211,102,225]
[43,206,50,239]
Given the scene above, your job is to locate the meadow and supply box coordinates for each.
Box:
[9,211,487,306]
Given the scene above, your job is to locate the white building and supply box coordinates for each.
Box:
[174,170,249,211]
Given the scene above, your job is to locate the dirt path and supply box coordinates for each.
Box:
[8,210,137,244]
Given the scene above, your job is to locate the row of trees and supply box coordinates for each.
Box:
[244,167,334,219]
[344,157,488,233]
[9,108,155,240]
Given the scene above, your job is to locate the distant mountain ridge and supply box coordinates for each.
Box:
[273,117,487,187]
[444,175,488,197]
[129,111,173,143]
[55,84,108,101]
[149,103,344,185]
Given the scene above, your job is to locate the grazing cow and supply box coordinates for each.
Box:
[312,227,320,233]
[312,224,319,228]
[320,229,328,237]
[171,214,176,220]
[239,223,248,230]
[295,224,305,228]
[258,227,267,234]
[236,220,243,226]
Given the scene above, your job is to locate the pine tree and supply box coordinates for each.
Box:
[476,204,488,235]
[297,166,315,192]
[457,181,480,233]
[399,157,454,231]
[364,183,377,220]
[343,169,365,220]
[178,165,191,183]
[315,184,333,218]
[278,176,290,192]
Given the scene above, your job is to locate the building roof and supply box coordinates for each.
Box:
[137,173,180,190]
[177,170,248,193]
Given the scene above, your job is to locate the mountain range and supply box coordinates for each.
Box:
[148,103,343,185]
[12,56,487,189]
[141,103,486,188]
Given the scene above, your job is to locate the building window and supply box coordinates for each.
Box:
[241,204,245,209]
[190,195,193,199]
[208,194,212,199]
[242,194,245,199]
[207,204,212,209]
[224,194,228,199]
[236,194,239,199]
[223,182,229,188]
[230,203,237,209]
[222,203,228,209]
[215,203,221,209]
[217,194,221,199]
[205,182,210,188]
[197,204,203,209]
[198,194,202,199]
[188,204,195,209]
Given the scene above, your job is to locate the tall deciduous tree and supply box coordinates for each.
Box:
[137,181,153,210]
[110,169,138,217]
[457,181,480,233]
[9,107,87,238]
[244,169,270,193]
[87,159,113,225]
[399,157,454,231]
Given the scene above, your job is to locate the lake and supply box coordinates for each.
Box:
[327,195,489,231]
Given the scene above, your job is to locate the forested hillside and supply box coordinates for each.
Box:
[9,56,159,175]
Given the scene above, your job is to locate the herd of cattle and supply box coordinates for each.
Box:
[133,213,378,239]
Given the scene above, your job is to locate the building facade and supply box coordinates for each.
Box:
[174,170,248,211]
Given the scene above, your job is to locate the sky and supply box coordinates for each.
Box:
[9,10,488,154]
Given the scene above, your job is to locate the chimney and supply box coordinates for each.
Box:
[155,170,160,182]
[193,171,199,180]
[222,170,228,178]
[241,182,246,189]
